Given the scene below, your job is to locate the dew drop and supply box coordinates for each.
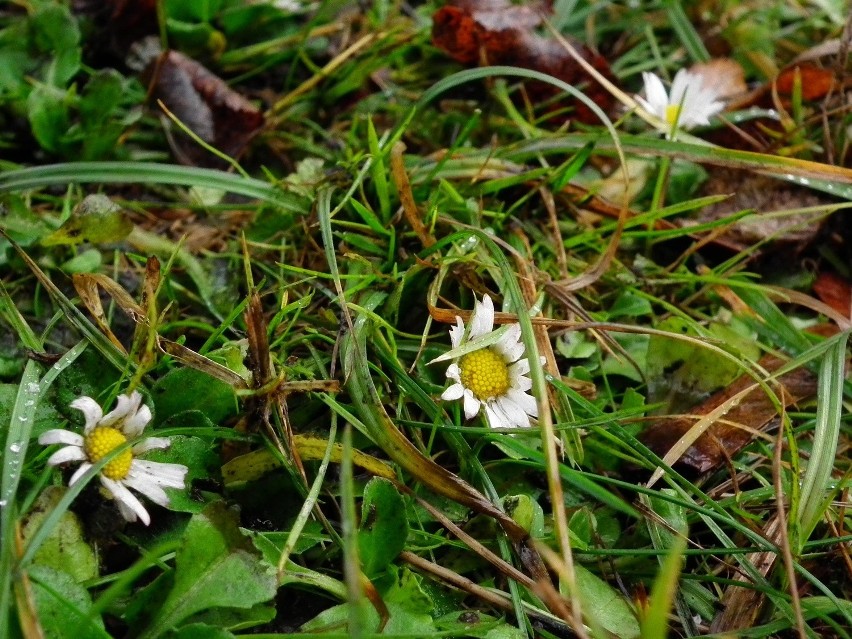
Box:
[17,415,28,422]
[9,443,21,454]
[26,382,40,394]
[0,500,7,508]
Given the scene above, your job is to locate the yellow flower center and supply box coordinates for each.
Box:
[84,427,133,480]
[665,104,682,127]
[459,348,510,401]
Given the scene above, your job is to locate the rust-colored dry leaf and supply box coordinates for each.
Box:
[431,1,616,124]
[813,271,852,319]
[143,51,264,167]
[730,62,840,112]
[640,355,818,474]
[773,63,836,101]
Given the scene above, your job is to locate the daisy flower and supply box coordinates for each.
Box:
[439,294,540,429]
[39,391,188,526]
[635,69,725,135]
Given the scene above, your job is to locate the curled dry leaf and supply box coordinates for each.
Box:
[143,50,264,167]
[640,354,819,475]
[431,0,616,124]
[813,271,852,319]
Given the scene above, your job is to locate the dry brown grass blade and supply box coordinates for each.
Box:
[400,550,575,637]
[158,338,248,389]
[13,523,44,639]
[391,142,435,248]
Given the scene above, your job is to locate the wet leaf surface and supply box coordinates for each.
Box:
[432,0,616,124]
[641,354,819,474]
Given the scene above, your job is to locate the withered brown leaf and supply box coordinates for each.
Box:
[640,355,819,474]
[431,1,616,124]
[143,51,264,167]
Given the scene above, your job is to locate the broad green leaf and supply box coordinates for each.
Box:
[501,494,544,538]
[152,368,238,425]
[41,194,132,246]
[358,477,408,578]
[246,520,330,560]
[608,290,653,319]
[79,70,124,127]
[569,565,640,639]
[29,566,107,639]
[139,502,277,638]
[143,435,220,514]
[27,84,71,154]
[301,599,436,635]
[164,624,235,639]
[379,564,433,613]
[21,487,98,583]
[646,317,753,413]
[434,611,514,638]
[0,194,50,247]
[180,606,275,633]
[61,248,102,274]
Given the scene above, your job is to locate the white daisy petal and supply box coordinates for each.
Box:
[462,390,481,420]
[484,401,517,429]
[442,383,465,401]
[495,324,524,363]
[482,403,502,428]
[122,404,152,438]
[100,391,142,427]
[39,429,84,447]
[69,462,93,486]
[123,474,171,507]
[445,363,461,383]
[47,445,87,466]
[101,476,151,526]
[507,388,538,418]
[449,317,465,349]
[469,294,495,338]
[131,437,171,454]
[69,396,103,433]
[497,340,526,365]
[513,374,533,392]
[509,358,531,377]
[116,500,139,523]
[130,460,188,488]
[641,72,669,114]
[668,69,690,105]
[496,396,532,429]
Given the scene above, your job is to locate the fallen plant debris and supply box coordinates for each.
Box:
[141,48,265,167]
[640,354,819,475]
[431,0,616,123]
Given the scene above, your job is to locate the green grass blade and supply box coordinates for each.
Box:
[797,330,850,542]
[0,162,307,213]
